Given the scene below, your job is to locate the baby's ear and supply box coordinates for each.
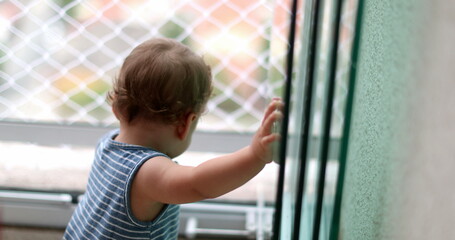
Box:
[176,113,197,140]
[112,104,129,122]
[112,105,121,120]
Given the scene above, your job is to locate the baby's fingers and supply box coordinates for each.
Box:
[261,111,283,135]
[262,98,284,124]
[261,133,281,145]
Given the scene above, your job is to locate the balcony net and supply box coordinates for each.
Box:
[0,0,293,132]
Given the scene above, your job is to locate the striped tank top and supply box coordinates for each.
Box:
[64,129,180,240]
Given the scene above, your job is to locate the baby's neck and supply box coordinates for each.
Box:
[115,119,177,156]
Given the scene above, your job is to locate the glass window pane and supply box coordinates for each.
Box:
[298,0,358,239]
[276,0,306,238]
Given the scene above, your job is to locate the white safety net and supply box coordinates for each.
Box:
[0,0,291,132]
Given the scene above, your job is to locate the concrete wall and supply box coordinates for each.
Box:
[339,0,455,239]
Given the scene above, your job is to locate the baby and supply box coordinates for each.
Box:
[64,38,283,239]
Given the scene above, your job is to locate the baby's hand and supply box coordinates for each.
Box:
[251,98,284,163]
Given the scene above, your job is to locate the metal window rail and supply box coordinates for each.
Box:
[0,120,252,153]
[0,120,340,156]
[0,189,274,239]
[0,190,75,228]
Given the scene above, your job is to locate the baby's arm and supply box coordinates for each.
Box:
[134,99,283,204]
[188,98,283,198]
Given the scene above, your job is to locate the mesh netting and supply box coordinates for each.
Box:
[0,0,291,132]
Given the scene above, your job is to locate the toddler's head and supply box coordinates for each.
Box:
[108,38,213,125]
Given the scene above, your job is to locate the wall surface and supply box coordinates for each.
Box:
[390,0,455,239]
[337,0,455,239]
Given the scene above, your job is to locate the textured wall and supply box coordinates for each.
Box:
[389,0,455,239]
[338,0,425,239]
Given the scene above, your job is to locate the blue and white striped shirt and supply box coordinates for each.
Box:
[64,129,180,240]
